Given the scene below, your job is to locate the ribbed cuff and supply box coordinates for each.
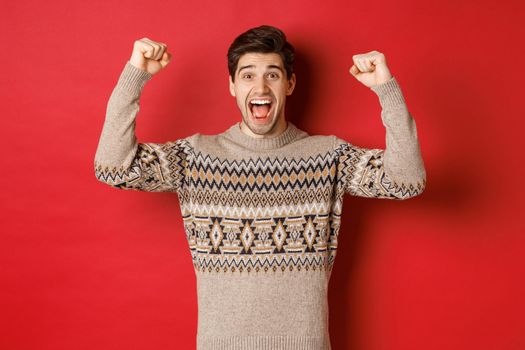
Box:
[198,335,330,350]
[370,76,407,109]
[115,61,153,95]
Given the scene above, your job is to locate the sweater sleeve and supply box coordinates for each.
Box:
[93,61,192,194]
[335,76,426,200]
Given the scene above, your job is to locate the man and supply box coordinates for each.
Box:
[94,25,426,350]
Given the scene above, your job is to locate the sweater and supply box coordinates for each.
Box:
[94,61,426,350]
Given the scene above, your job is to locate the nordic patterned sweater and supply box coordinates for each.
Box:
[94,61,426,350]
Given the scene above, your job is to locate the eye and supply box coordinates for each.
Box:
[242,73,253,79]
[267,72,279,79]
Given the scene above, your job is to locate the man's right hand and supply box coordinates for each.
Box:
[129,38,172,75]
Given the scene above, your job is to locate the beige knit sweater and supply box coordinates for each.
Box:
[94,61,426,350]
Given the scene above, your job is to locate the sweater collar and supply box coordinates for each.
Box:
[224,121,305,150]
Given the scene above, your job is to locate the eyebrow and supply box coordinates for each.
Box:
[237,64,284,75]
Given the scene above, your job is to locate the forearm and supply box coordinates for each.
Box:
[94,61,152,172]
[370,77,427,192]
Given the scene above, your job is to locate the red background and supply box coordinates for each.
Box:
[2,0,524,349]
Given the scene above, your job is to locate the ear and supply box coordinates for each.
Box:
[229,75,236,97]
[286,73,296,96]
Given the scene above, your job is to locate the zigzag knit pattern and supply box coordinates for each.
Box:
[94,137,425,276]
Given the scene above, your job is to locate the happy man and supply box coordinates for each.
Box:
[94,25,426,350]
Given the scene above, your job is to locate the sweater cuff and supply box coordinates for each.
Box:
[115,61,153,95]
[370,76,407,109]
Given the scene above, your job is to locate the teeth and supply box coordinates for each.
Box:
[250,99,271,105]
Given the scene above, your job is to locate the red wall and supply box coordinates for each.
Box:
[2,0,524,349]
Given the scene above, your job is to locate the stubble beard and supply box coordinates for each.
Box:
[242,114,278,136]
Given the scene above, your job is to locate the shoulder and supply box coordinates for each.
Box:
[332,135,352,148]
[179,130,225,156]
[298,134,353,151]
[295,133,336,148]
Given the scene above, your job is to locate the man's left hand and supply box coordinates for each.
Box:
[349,50,393,88]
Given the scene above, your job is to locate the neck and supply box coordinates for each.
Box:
[225,120,305,151]
[239,118,288,139]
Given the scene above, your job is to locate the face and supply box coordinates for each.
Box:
[229,52,296,137]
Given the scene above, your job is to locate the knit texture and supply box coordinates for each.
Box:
[94,61,427,350]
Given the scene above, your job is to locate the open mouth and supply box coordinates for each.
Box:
[249,98,273,120]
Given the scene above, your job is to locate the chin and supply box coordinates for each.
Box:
[242,116,277,136]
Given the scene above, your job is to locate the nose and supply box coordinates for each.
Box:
[253,76,270,94]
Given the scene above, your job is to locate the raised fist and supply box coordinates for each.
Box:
[349,50,393,88]
[129,38,172,75]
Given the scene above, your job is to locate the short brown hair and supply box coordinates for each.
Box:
[227,25,295,82]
